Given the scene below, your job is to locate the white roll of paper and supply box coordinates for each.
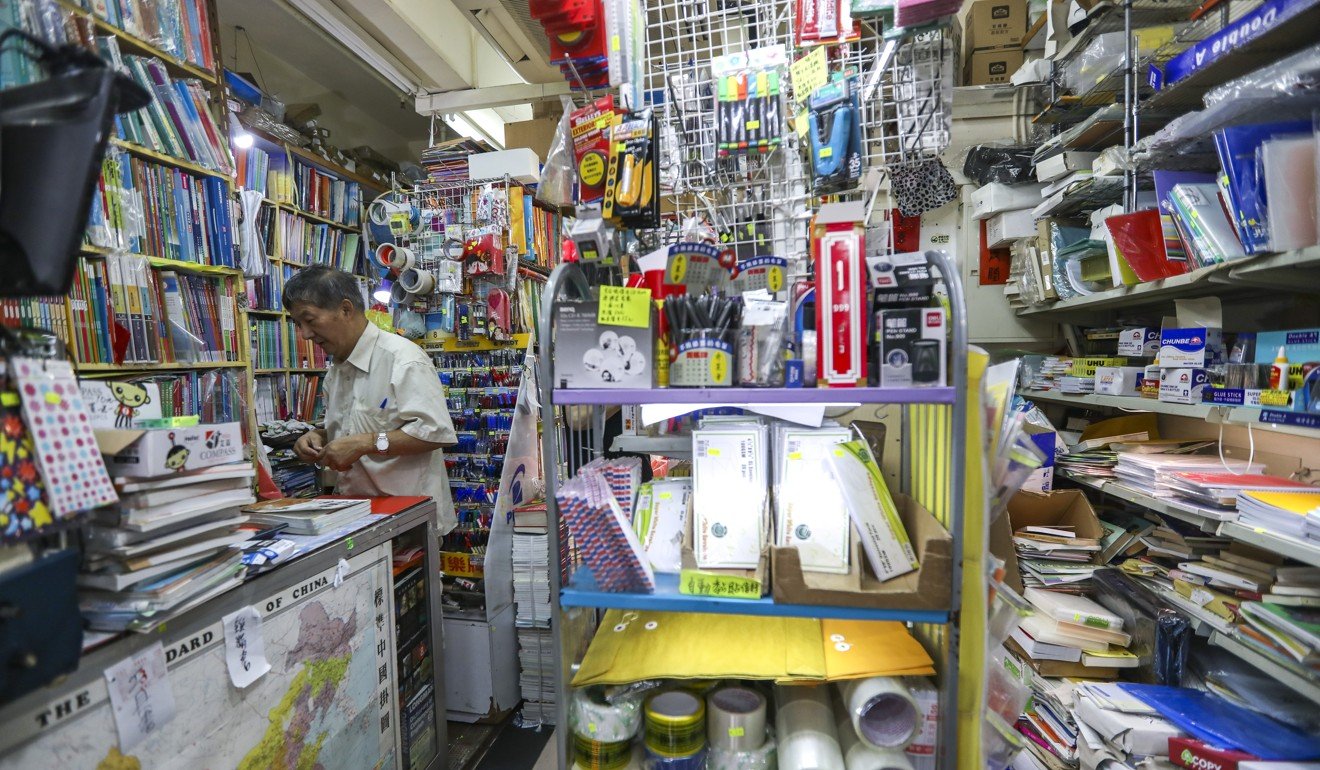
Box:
[838,678,920,750]
[707,686,767,752]
[836,711,916,770]
[774,685,844,770]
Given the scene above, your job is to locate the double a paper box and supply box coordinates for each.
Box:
[1118,327,1160,357]
[103,422,244,478]
[1160,368,1211,404]
[1095,366,1146,397]
[1159,327,1225,368]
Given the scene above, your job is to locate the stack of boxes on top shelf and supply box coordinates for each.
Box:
[960,0,1032,85]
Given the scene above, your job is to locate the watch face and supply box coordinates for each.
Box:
[376,434,388,452]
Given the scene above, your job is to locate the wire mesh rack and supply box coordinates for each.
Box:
[638,0,953,261]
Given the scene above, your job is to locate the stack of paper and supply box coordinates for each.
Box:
[1016,677,1084,770]
[243,497,373,535]
[1027,357,1074,391]
[1059,376,1097,394]
[510,503,558,726]
[1072,682,1185,766]
[1014,589,1137,683]
[1055,449,1118,480]
[79,463,256,632]
[1237,491,1320,539]
[1163,472,1317,511]
[1015,524,1102,593]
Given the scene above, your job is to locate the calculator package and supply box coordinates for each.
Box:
[692,422,769,569]
[773,424,853,574]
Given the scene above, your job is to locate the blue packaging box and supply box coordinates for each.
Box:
[1154,0,1319,89]
[1160,327,1225,368]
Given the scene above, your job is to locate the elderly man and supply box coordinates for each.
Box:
[283,266,457,534]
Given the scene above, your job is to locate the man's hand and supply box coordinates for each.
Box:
[320,435,371,472]
[294,430,326,463]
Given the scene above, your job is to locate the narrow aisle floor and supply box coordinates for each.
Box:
[447,717,554,770]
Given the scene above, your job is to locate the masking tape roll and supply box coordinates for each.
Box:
[838,678,920,750]
[645,690,706,758]
[705,730,777,770]
[707,686,767,752]
[394,246,417,272]
[837,710,916,770]
[570,686,643,743]
[774,685,844,770]
[399,268,435,295]
[573,744,643,770]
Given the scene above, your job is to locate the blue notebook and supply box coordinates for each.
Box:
[1214,121,1311,254]
[1120,683,1320,760]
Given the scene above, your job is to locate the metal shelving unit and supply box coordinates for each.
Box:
[536,251,969,769]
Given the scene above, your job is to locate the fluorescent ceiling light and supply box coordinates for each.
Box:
[282,0,421,95]
[443,113,503,150]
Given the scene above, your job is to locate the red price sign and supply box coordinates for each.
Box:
[819,225,864,385]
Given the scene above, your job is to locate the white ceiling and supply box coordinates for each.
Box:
[216,0,552,165]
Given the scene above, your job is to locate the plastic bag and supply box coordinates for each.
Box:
[962,144,1036,186]
[537,97,577,208]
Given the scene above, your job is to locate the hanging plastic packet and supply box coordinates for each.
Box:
[603,107,659,229]
[539,103,577,207]
[737,295,788,387]
[712,47,788,158]
[806,77,863,193]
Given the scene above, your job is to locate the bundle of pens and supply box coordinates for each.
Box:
[664,292,743,351]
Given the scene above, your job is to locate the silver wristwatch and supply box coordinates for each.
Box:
[375,431,389,454]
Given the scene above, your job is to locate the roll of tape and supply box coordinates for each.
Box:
[399,267,436,295]
[838,678,920,750]
[390,281,411,305]
[571,733,633,770]
[707,687,766,753]
[394,246,416,272]
[706,730,777,770]
[570,686,643,743]
[645,690,706,759]
[774,685,844,770]
[374,242,397,271]
[837,710,915,770]
[642,748,707,769]
[573,744,643,770]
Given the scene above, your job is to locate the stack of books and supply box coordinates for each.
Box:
[1015,589,1137,676]
[89,0,217,72]
[251,317,290,370]
[243,497,372,535]
[1161,472,1316,513]
[1015,523,1103,592]
[79,463,256,632]
[1236,490,1320,540]
[1112,453,1262,500]
[291,160,361,226]
[420,137,492,184]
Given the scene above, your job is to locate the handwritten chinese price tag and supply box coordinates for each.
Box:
[679,569,761,599]
[223,605,271,688]
[597,286,652,328]
[790,46,828,103]
[105,642,177,751]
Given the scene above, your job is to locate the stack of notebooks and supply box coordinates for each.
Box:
[266,446,320,498]
[1236,490,1320,540]
[242,497,372,535]
[1161,472,1315,514]
[1015,677,1083,770]
[420,137,492,184]
[1015,523,1103,593]
[1055,449,1118,480]
[80,462,256,632]
[1026,356,1073,392]
[1011,589,1138,681]
[1237,601,1320,679]
[1112,453,1263,501]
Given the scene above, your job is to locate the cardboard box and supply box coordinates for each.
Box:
[964,0,1029,50]
[502,117,559,160]
[552,300,654,389]
[965,46,1026,86]
[1035,151,1101,183]
[771,494,952,610]
[1006,489,1104,541]
[100,422,244,479]
[971,182,1046,220]
[1118,327,1160,357]
[986,208,1036,248]
[877,308,947,387]
[1095,366,1146,397]
[1160,368,1212,404]
[1160,327,1225,368]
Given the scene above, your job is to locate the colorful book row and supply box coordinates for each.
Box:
[292,159,361,226]
[250,317,288,370]
[246,263,290,312]
[87,151,236,267]
[268,209,361,271]
[81,0,216,73]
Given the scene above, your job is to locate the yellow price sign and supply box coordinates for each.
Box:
[668,253,688,284]
[597,285,652,329]
[767,265,784,293]
[679,569,760,599]
[709,350,730,385]
[790,46,828,103]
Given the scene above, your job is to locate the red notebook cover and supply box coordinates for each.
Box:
[321,495,430,515]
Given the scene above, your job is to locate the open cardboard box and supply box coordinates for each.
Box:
[680,502,770,597]
[1001,489,1103,594]
[771,494,952,610]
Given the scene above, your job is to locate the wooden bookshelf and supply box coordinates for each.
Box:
[77,361,249,372]
[109,137,230,181]
[53,0,220,85]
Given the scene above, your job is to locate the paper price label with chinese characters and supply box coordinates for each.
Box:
[679,569,761,599]
[732,256,787,294]
[597,286,653,328]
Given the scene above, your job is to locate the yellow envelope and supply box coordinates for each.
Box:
[819,620,936,680]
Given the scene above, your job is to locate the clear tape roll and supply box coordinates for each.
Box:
[570,686,644,743]
[707,686,767,753]
[837,711,917,770]
[705,729,777,770]
[838,677,920,750]
[774,685,845,770]
[390,281,411,305]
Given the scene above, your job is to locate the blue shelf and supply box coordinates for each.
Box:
[552,386,956,406]
[560,569,952,623]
